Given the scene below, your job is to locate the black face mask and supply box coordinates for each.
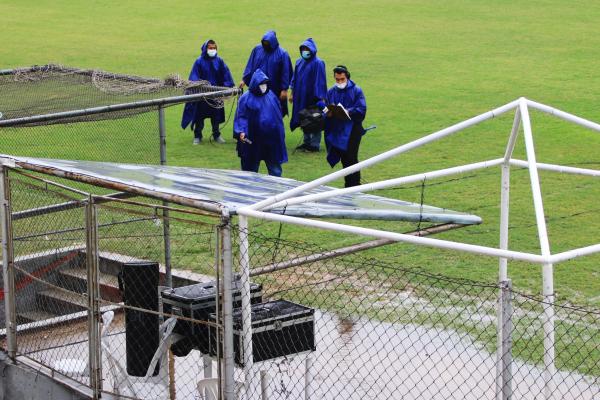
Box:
[262,41,271,51]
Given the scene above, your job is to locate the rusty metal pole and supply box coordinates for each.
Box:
[158,106,172,288]
[0,166,17,360]
[85,196,102,398]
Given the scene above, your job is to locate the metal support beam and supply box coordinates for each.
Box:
[220,216,235,399]
[519,100,555,399]
[238,215,254,397]
[250,223,464,277]
[85,197,102,398]
[0,167,17,360]
[158,106,172,288]
[501,280,513,400]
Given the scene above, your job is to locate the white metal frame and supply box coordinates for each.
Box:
[236,97,600,400]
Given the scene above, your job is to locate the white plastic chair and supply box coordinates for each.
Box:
[197,377,219,400]
[103,314,178,399]
[53,310,116,378]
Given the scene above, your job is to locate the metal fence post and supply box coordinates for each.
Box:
[85,197,102,398]
[0,166,17,360]
[239,215,254,397]
[158,106,172,288]
[220,215,235,399]
[500,280,513,400]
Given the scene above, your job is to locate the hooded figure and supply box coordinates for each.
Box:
[242,30,293,117]
[181,39,235,144]
[234,69,288,177]
[322,66,367,187]
[290,38,327,152]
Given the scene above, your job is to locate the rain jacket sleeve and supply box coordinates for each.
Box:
[233,95,249,139]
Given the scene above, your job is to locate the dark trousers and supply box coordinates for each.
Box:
[194,117,221,139]
[240,158,283,177]
[332,123,363,187]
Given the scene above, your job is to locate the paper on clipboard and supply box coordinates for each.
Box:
[327,103,351,120]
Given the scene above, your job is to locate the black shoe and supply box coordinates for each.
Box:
[295,143,309,151]
[306,146,320,152]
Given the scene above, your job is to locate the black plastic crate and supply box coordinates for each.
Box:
[161,280,262,355]
[209,300,315,366]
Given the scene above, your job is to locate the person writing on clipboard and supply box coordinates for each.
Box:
[317,65,367,187]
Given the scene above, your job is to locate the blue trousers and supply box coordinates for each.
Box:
[240,158,283,177]
[303,131,322,149]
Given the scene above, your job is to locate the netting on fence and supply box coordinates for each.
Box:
[0,64,234,123]
[1,169,598,400]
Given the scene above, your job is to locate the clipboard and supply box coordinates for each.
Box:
[327,103,351,120]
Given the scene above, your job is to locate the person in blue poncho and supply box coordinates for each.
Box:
[233,69,288,177]
[318,65,367,187]
[240,30,293,117]
[181,39,234,144]
[289,38,327,152]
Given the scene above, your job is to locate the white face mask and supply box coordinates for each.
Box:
[207,49,217,58]
[259,83,268,94]
[335,81,348,90]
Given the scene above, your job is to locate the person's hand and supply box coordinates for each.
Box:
[279,90,288,101]
[239,132,246,142]
[288,92,293,103]
[238,81,245,89]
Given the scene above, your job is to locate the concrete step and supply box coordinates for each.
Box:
[37,288,88,315]
[17,310,58,324]
[59,267,121,303]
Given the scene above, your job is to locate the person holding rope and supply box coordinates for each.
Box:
[181,39,235,144]
[318,65,367,187]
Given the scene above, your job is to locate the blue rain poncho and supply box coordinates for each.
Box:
[289,38,327,131]
[324,79,367,166]
[181,39,235,130]
[234,69,288,166]
[242,30,293,116]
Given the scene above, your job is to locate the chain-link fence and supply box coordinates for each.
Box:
[0,64,240,165]
[1,168,598,399]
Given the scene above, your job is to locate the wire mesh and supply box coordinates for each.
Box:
[1,169,598,400]
[234,226,600,400]
[0,64,233,124]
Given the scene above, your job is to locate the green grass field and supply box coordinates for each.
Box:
[2,0,600,307]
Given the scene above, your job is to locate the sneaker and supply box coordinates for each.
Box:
[193,138,201,145]
[306,146,320,152]
[214,136,226,144]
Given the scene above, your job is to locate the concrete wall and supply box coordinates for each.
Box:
[0,353,90,400]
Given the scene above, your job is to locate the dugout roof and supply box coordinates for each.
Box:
[1,156,482,224]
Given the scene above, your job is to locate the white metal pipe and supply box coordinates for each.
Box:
[305,356,313,400]
[238,215,254,397]
[261,370,269,400]
[220,220,236,400]
[504,108,522,163]
[499,159,515,277]
[549,242,600,264]
[509,159,600,177]
[519,100,552,257]
[250,99,521,212]
[265,158,505,211]
[237,208,548,264]
[519,100,556,400]
[526,99,600,133]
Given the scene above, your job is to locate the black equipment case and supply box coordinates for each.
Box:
[161,280,262,354]
[209,299,315,366]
